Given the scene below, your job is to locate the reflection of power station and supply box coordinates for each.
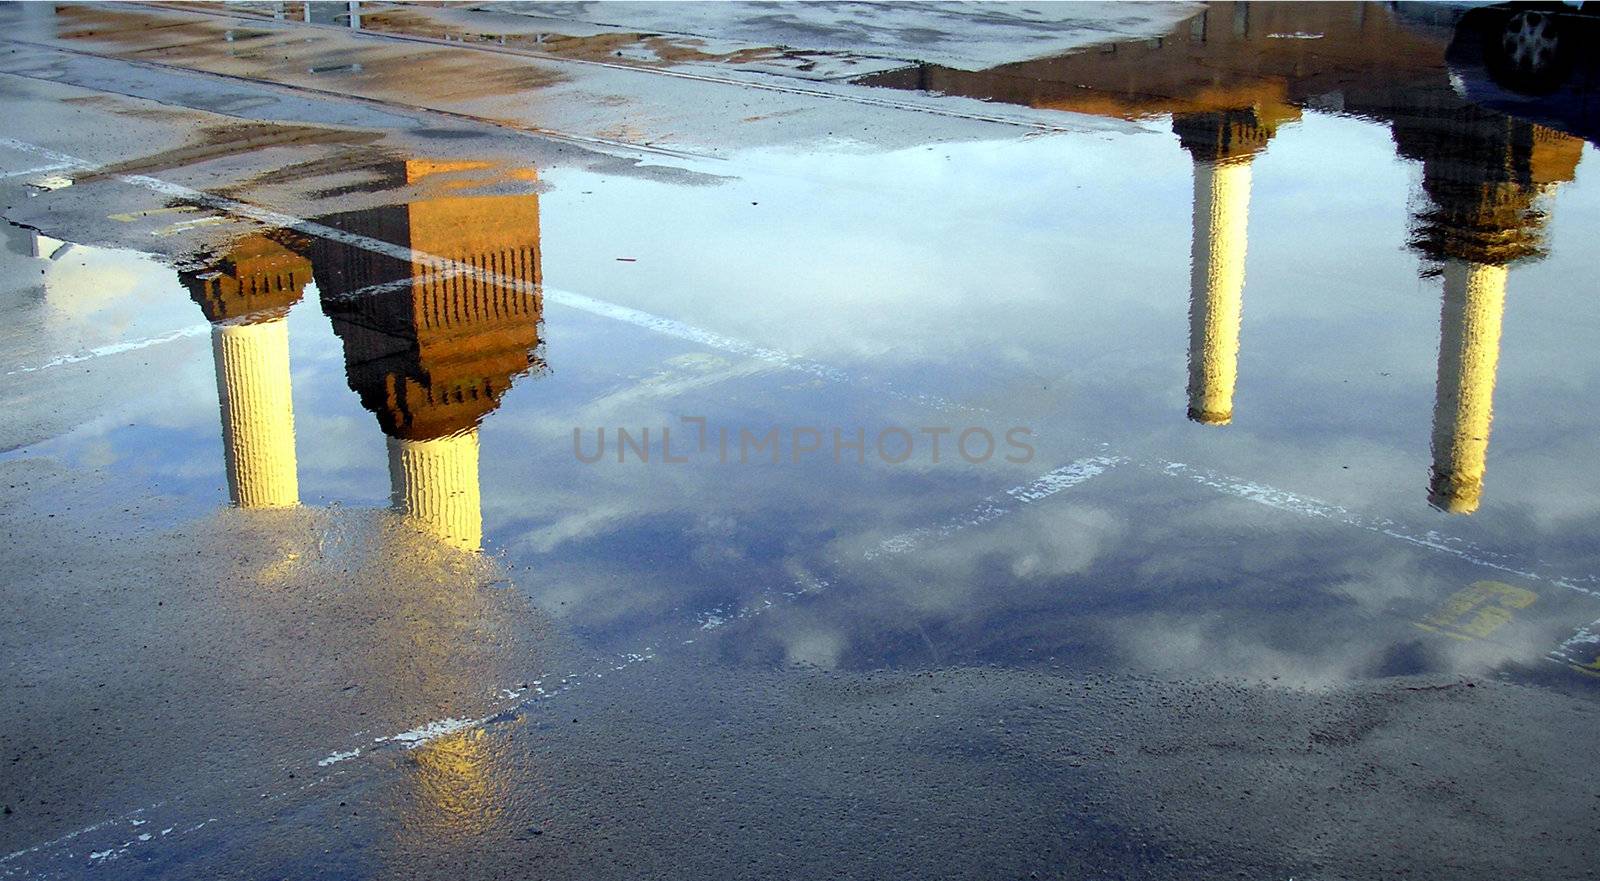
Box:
[855,2,1445,124]
[1427,261,1506,513]
[411,727,501,834]
[856,0,1595,515]
[181,235,312,508]
[310,161,544,550]
[1174,110,1286,425]
[1392,110,1583,512]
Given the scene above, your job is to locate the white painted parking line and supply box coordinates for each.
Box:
[1548,618,1600,672]
[0,162,71,180]
[699,453,1129,631]
[319,266,476,302]
[0,806,157,870]
[84,818,214,868]
[2,324,211,375]
[867,454,1126,559]
[1152,459,1600,600]
[2,269,475,377]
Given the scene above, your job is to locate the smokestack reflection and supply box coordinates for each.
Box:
[182,235,312,508]
[309,160,545,549]
[1393,110,1582,512]
[1174,109,1285,426]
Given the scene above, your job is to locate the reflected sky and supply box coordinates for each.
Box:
[6,0,1600,713]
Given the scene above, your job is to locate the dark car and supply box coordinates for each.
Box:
[1446,1,1600,142]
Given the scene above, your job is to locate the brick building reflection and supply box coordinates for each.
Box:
[861,1,1590,511]
[861,2,1357,426]
[1387,109,1581,512]
[181,235,313,509]
[307,160,545,549]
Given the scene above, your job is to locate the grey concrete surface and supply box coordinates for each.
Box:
[2,2,1599,879]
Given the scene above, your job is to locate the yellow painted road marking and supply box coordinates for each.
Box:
[1415,581,1536,640]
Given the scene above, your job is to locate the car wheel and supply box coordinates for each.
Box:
[1502,9,1561,75]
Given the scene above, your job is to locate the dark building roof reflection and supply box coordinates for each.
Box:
[181,159,546,547]
[857,1,1591,514]
[308,160,545,443]
[304,160,546,550]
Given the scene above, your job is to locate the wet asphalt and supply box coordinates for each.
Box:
[3,2,1600,879]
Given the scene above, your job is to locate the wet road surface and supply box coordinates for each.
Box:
[2,2,1600,878]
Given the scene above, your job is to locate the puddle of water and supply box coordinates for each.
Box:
[6,0,1600,726]
[10,2,1600,874]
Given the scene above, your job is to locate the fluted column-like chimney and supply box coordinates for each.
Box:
[387,429,483,552]
[1172,108,1280,426]
[212,316,300,508]
[1391,110,1582,513]
[1187,157,1252,425]
[184,235,310,508]
[1427,260,1507,514]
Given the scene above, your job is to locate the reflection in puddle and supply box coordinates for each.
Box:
[5,2,1600,709]
[12,2,1600,872]
[313,160,544,551]
[78,172,555,846]
[408,727,503,838]
[181,235,310,508]
[860,0,1592,513]
[1411,108,1578,513]
[1177,111,1275,426]
[181,160,544,548]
